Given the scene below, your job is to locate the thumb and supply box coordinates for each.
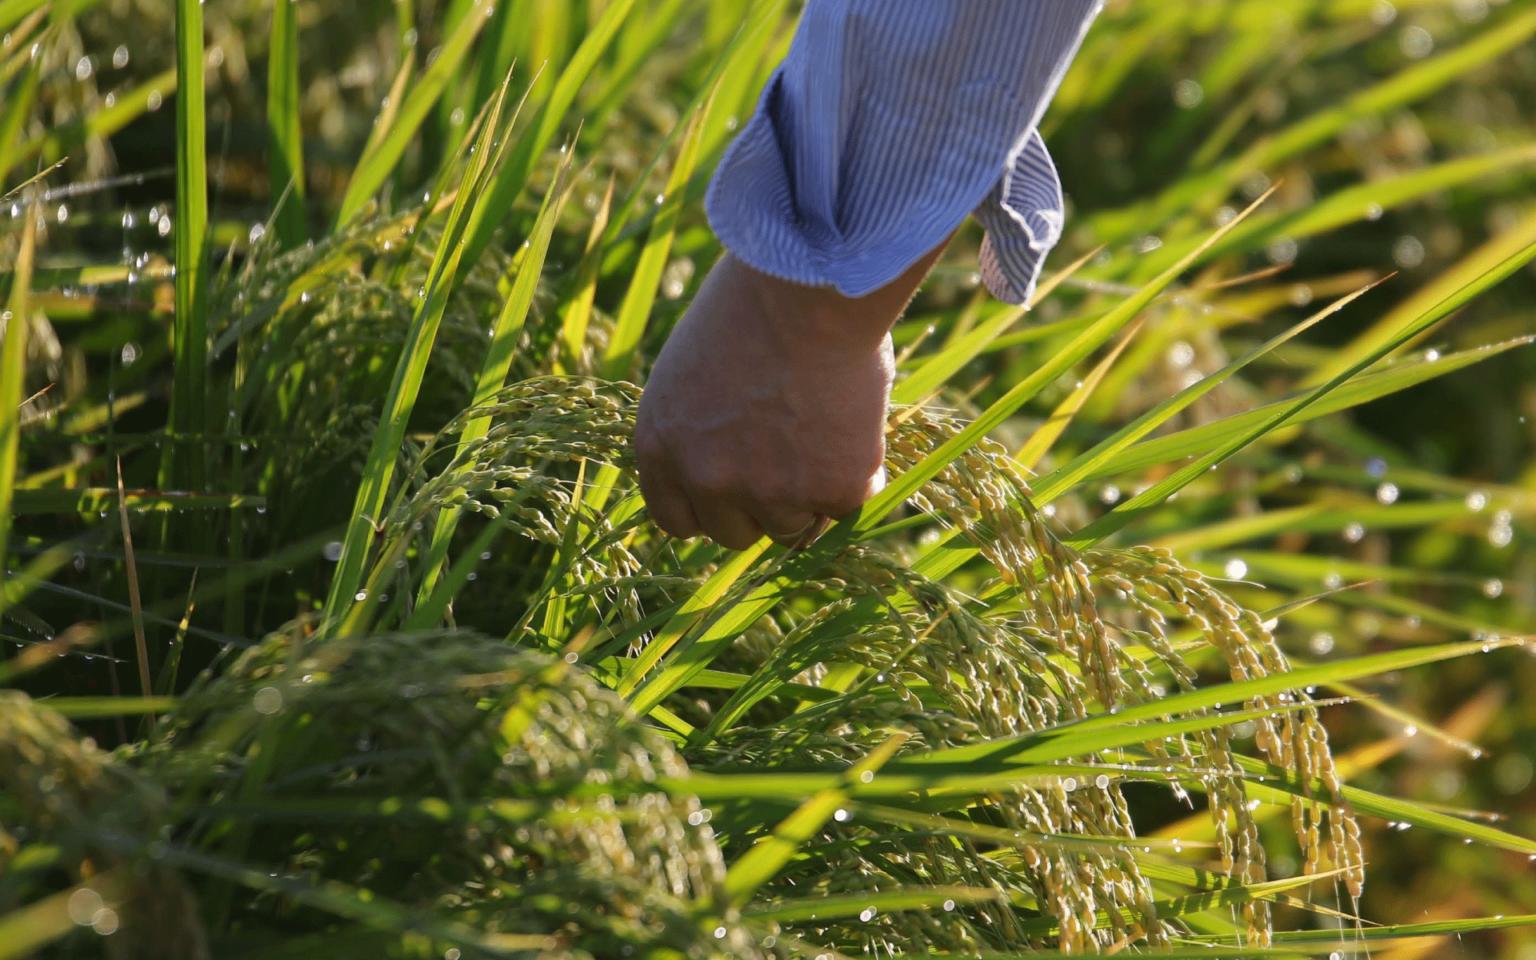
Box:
[865,463,887,499]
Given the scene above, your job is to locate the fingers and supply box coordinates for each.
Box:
[807,463,887,520]
[635,452,702,540]
[689,497,766,551]
[748,502,823,549]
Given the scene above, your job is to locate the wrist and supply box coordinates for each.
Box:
[720,239,948,353]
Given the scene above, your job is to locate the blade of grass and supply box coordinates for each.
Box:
[1085,5,1536,244]
[334,1,492,225]
[891,244,1102,407]
[266,0,305,249]
[113,458,152,713]
[0,59,39,181]
[1309,207,1536,384]
[1131,143,1536,281]
[1228,752,1536,856]
[1261,914,1536,945]
[907,638,1523,769]
[1017,871,1346,936]
[1030,273,1392,504]
[718,731,909,910]
[414,149,576,605]
[11,66,179,170]
[555,173,614,372]
[1084,334,1533,485]
[458,0,636,270]
[0,194,34,570]
[598,100,710,379]
[1068,241,1536,547]
[1013,318,1143,471]
[162,0,209,495]
[745,886,1002,923]
[321,78,523,626]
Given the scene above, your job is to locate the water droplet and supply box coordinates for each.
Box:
[68,888,104,925]
[1364,202,1384,221]
[1310,632,1335,656]
[1392,235,1425,268]
[1404,724,1418,737]
[74,55,93,81]
[1172,78,1203,109]
[1465,490,1488,512]
[112,44,130,69]
[1482,578,1504,599]
[253,686,284,715]
[1375,482,1400,505]
[248,222,267,244]
[1167,341,1195,370]
[1266,237,1298,265]
[1098,484,1121,505]
[90,907,119,936]
[1343,521,1365,543]
[353,590,368,602]
[323,541,343,561]
[147,90,163,111]
[858,907,877,922]
[1223,558,1248,580]
[157,214,172,238]
[833,808,850,822]
[120,342,140,366]
[1399,24,1434,59]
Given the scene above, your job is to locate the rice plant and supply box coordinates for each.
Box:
[2,1,1534,957]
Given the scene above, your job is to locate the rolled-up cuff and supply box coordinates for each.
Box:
[706,106,1066,305]
[705,70,1031,300]
[974,129,1065,305]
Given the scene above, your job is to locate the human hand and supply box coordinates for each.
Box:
[634,247,943,549]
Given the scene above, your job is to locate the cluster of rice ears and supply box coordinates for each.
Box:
[2,0,1534,957]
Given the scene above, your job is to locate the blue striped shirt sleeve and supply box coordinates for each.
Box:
[705,0,1102,305]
